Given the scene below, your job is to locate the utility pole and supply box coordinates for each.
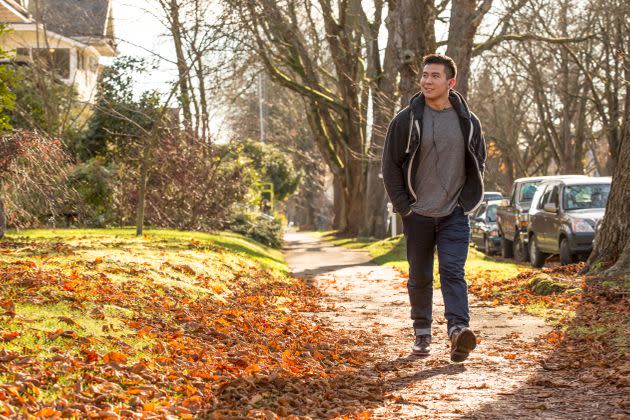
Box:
[258,72,266,143]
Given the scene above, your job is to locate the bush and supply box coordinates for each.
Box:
[67,158,117,226]
[226,210,282,248]
[0,130,83,229]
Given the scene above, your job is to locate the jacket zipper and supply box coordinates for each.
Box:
[405,114,414,153]
[464,119,484,215]
[406,119,422,202]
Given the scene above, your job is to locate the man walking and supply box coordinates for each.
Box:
[382,54,486,362]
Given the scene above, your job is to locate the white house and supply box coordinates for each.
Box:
[0,0,117,103]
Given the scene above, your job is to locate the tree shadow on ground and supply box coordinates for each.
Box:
[465,283,629,419]
[199,344,467,418]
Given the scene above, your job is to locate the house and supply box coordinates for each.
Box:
[0,0,117,103]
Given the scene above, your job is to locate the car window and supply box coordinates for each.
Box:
[563,184,611,210]
[475,204,486,218]
[536,185,549,209]
[486,205,497,222]
[519,182,539,203]
[485,193,502,201]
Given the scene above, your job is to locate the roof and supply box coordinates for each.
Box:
[0,0,31,22]
[538,176,612,187]
[513,175,588,183]
[28,0,111,38]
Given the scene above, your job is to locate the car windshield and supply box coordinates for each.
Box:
[485,194,502,201]
[519,182,539,203]
[486,205,497,222]
[563,184,610,210]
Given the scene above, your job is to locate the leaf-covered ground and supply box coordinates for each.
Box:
[0,229,382,418]
[317,231,630,418]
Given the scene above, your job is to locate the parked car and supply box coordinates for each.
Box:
[527,177,611,268]
[496,175,587,262]
[470,200,501,255]
[483,191,503,202]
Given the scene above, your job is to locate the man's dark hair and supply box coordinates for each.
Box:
[423,54,457,80]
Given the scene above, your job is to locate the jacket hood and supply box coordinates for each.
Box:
[409,89,472,121]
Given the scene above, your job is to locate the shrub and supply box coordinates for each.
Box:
[226,210,282,248]
[0,130,83,229]
[67,157,117,226]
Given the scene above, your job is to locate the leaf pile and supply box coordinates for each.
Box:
[467,263,586,313]
[0,232,384,418]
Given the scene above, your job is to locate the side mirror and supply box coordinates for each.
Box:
[500,199,510,207]
[543,203,558,213]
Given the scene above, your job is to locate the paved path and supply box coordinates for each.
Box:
[283,231,553,419]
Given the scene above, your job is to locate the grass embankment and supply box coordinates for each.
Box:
[0,229,381,418]
[319,231,630,378]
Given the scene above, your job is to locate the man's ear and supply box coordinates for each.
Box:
[449,79,457,89]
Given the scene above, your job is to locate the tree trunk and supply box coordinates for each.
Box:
[585,115,630,276]
[395,0,436,105]
[332,178,346,231]
[166,0,193,132]
[446,0,492,97]
[135,135,154,237]
[0,195,6,239]
[362,0,397,238]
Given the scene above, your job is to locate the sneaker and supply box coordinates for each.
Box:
[450,327,477,362]
[412,335,431,355]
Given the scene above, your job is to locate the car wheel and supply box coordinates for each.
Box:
[484,236,495,256]
[529,235,547,268]
[501,237,514,258]
[513,236,529,262]
[559,237,574,265]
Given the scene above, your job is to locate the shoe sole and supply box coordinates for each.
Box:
[450,329,477,363]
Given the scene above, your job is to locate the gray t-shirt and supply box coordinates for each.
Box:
[410,106,466,217]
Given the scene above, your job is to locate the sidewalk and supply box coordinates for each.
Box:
[284,231,552,419]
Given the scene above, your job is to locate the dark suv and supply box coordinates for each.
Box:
[527,177,611,268]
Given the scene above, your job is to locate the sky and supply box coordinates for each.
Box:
[110,0,178,97]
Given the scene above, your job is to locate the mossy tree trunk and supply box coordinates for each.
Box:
[585,117,630,277]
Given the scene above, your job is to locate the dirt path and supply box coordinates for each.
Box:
[283,231,555,419]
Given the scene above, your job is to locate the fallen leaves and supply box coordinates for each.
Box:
[0,234,382,418]
[102,351,128,364]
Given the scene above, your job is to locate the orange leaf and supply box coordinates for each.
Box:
[35,408,59,417]
[103,351,127,364]
[83,350,99,363]
[1,331,20,342]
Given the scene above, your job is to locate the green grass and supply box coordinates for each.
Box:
[5,227,288,276]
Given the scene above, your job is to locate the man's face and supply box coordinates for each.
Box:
[420,64,455,100]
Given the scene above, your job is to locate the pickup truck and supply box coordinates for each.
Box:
[496,175,586,262]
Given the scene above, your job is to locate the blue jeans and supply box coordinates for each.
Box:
[402,206,470,337]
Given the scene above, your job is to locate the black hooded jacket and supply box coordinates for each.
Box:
[382,90,486,216]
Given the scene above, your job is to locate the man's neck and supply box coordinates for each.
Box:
[425,95,451,111]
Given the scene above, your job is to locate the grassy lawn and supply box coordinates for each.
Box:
[0,228,375,418]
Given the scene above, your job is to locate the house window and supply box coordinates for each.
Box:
[31,48,71,79]
[14,48,30,63]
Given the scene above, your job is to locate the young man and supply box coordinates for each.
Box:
[381,54,486,362]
